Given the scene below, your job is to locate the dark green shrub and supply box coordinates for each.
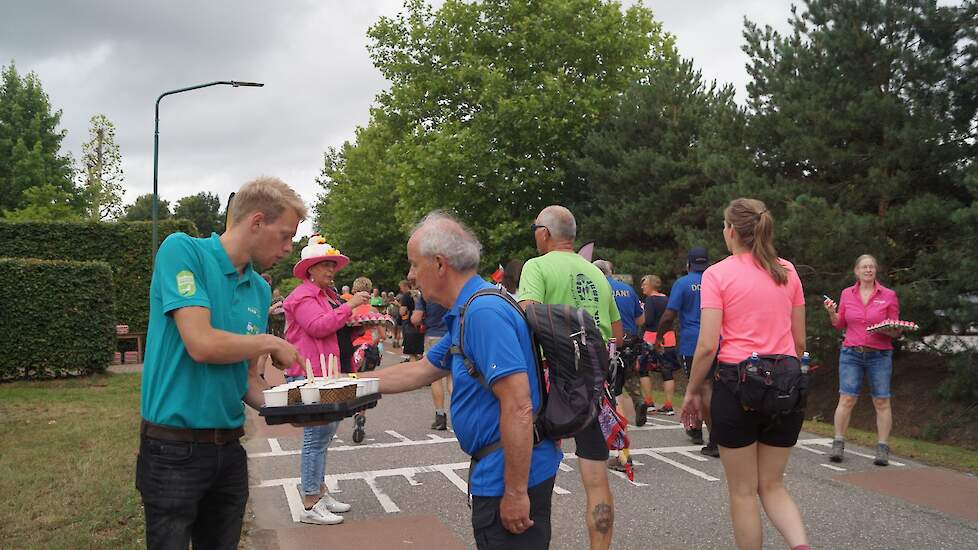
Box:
[0,258,115,380]
[0,219,195,332]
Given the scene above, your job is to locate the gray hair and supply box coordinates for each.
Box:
[410,211,482,272]
[341,285,350,293]
[538,205,576,241]
[592,259,613,276]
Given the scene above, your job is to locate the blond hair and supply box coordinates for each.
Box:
[641,274,661,290]
[352,276,372,294]
[725,198,787,285]
[230,176,307,224]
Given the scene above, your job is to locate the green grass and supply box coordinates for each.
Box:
[802,419,978,474]
[0,373,144,549]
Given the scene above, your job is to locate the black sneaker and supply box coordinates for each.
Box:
[431,413,447,431]
[873,443,890,466]
[700,443,720,458]
[829,439,844,463]
[686,428,704,445]
[657,405,675,416]
[636,403,649,427]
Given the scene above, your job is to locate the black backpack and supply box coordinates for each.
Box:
[452,289,610,445]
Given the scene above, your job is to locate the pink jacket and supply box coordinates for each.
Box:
[832,281,900,350]
[283,280,352,377]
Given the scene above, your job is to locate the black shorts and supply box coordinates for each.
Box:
[709,374,804,449]
[402,328,424,355]
[471,476,555,550]
[573,417,609,461]
[680,355,718,380]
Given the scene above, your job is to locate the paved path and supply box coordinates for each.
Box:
[240,352,978,548]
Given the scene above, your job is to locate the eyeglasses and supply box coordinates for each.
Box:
[530,223,548,233]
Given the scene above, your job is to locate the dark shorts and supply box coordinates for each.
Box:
[573,417,610,461]
[709,375,803,449]
[471,476,555,550]
[680,354,718,381]
[657,349,681,381]
[402,327,424,355]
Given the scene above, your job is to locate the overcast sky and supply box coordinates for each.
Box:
[1,1,799,237]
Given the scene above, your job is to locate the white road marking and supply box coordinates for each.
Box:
[249,432,457,458]
[267,438,282,453]
[387,430,411,442]
[820,464,847,472]
[796,443,826,455]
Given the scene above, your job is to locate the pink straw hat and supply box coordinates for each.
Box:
[292,234,350,280]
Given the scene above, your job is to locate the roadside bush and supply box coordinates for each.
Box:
[0,258,115,380]
[0,219,195,332]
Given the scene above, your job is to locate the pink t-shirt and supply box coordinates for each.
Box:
[832,281,899,350]
[701,253,805,364]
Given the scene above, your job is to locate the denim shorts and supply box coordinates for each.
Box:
[838,347,893,398]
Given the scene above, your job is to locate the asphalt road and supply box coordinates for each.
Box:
[245,350,978,549]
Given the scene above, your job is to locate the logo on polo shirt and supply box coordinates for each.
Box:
[246,321,259,335]
[176,270,196,297]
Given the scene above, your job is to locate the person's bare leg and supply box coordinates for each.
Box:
[616,394,637,426]
[639,375,654,403]
[578,458,614,550]
[431,377,445,410]
[718,444,762,550]
[872,397,892,443]
[756,444,807,548]
[701,382,714,433]
[663,379,675,406]
[833,395,858,438]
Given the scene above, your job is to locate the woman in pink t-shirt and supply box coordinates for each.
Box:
[681,198,809,550]
[823,254,901,466]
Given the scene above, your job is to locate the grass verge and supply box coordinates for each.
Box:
[0,373,144,549]
[803,419,978,474]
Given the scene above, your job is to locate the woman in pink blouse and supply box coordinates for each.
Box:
[283,236,369,525]
[823,254,902,466]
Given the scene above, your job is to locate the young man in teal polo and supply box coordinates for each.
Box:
[136,176,305,550]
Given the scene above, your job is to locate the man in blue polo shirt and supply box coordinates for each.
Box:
[136,177,304,550]
[655,246,719,456]
[374,212,561,550]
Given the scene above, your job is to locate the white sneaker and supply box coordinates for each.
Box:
[319,493,351,513]
[299,500,344,525]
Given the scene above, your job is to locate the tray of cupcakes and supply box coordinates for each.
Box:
[866,319,920,333]
[259,353,381,425]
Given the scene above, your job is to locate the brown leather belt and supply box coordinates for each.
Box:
[140,419,244,445]
[848,346,882,353]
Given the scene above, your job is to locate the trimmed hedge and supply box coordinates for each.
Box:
[0,258,115,380]
[0,219,195,332]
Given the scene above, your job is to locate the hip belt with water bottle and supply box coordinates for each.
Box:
[716,352,811,418]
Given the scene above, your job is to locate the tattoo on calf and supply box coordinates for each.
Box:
[592,503,613,534]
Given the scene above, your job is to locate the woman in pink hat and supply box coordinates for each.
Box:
[283,235,369,525]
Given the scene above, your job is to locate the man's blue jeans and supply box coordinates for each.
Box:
[135,435,248,550]
[286,375,340,496]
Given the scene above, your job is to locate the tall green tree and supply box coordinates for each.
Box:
[573,58,751,282]
[741,0,978,350]
[2,183,82,221]
[78,114,125,220]
[317,0,678,279]
[174,191,224,236]
[0,62,76,213]
[124,193,171,221]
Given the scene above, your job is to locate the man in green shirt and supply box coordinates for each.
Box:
[136,176,304,550]
[518,205,623,550]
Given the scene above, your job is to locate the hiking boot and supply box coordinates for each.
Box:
[874,443,890,466]
[829,439,845,463]
[686,428,704,445]
[657,405,675,416]
[607,456,633,472]
[431,412,447,431]
[636,402,650,427]
[700,443,720,458]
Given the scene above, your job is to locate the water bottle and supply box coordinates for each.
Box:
[748,352,759,374]
[801,352,810,374]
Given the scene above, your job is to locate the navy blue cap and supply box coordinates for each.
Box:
[688,247,708,272]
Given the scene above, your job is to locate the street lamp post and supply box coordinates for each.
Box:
[152,80,263,260]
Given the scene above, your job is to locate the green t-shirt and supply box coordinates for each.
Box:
[518,251,621,341]
[370,296,384,307]
[141,233,270,429]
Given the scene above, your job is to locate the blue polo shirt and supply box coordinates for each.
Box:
[141,233,270,429]
[426,276,562,497]
[609,277,643,336]
[419,294,448,337]
[666,271,703,356]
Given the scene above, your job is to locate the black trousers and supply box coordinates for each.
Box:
[135,435,249,550]
[471,476,556,550]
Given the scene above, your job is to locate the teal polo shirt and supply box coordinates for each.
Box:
[141,232,270,429]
